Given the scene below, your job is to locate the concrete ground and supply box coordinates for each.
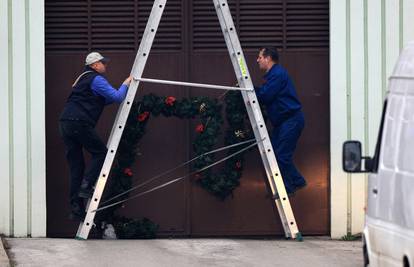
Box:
[4,237,362,267]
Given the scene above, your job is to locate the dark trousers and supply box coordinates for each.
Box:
[270,112,306,193]
[59,120,107,205]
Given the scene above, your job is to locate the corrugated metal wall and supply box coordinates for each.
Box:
[330,0,414,238]
[0,0,46,237]
[45,0,183,52]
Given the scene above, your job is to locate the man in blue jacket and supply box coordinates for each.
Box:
[255,47,306,198]
[59,52,132,220]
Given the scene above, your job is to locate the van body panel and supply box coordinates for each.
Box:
[367,43,414,266]
[344,42,414,267]
[366,173,379,219]
[365,216,414,267]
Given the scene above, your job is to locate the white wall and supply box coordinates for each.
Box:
[0,0,46,237]
[330,0,414,238]
[1,0,413,239]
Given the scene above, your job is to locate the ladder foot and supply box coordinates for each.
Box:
[75,236,86,241]
[295,232,303,242]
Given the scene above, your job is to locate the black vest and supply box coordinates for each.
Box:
[60,68,106,127]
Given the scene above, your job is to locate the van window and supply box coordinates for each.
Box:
[382,96,402,169]
[371,100,388,172]
[398,96,414,173]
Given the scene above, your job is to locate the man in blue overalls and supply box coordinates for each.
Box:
[255,47,307,198]
[59,52,132,220]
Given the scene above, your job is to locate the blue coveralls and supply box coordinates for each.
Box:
[255,64,306,193]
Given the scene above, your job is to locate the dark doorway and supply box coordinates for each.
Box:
[45,0,329,237]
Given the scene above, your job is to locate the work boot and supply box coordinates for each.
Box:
[78,180,94,199]
[69,199,85,221]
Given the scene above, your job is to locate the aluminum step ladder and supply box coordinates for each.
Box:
[76,0,302,241]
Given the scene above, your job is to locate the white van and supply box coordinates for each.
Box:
[343,42,414,267]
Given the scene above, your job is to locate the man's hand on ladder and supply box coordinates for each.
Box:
[123,75,133,86]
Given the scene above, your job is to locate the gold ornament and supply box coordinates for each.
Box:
[199,103,206,113]
[234,130,245,138]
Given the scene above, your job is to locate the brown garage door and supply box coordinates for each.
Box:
[45,0,329,237]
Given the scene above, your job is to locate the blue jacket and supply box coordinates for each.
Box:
[91,75,128,105]
[255,64,302,127]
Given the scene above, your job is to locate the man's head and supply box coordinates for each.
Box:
[257,47,279,72]
[85,52,109,73]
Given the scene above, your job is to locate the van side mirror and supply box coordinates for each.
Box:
[343,141,362,172]
[342,141,374,173]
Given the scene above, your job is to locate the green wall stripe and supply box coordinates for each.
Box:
[364,0,368,153]
[25,0,32,237]
[346,0,352,234]
[346,2,351,138]
[363,0,369,202]
[381,0,386,99]
[399,0,403,50]
[7,0,14,236]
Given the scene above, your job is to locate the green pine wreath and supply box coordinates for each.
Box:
[109,91,253,200]
[105,91,256,237]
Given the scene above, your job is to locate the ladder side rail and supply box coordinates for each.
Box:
[213,3,291,236]
[215,1,299,237]
[107,2,167,144]
[212,0,280,204]
[210,0,289,236]
[213,0,299,238]
[76,0,168,240]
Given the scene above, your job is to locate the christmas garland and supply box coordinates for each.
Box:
[105,91,253,237]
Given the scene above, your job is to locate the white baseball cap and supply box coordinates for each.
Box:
[85,52,109,65]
